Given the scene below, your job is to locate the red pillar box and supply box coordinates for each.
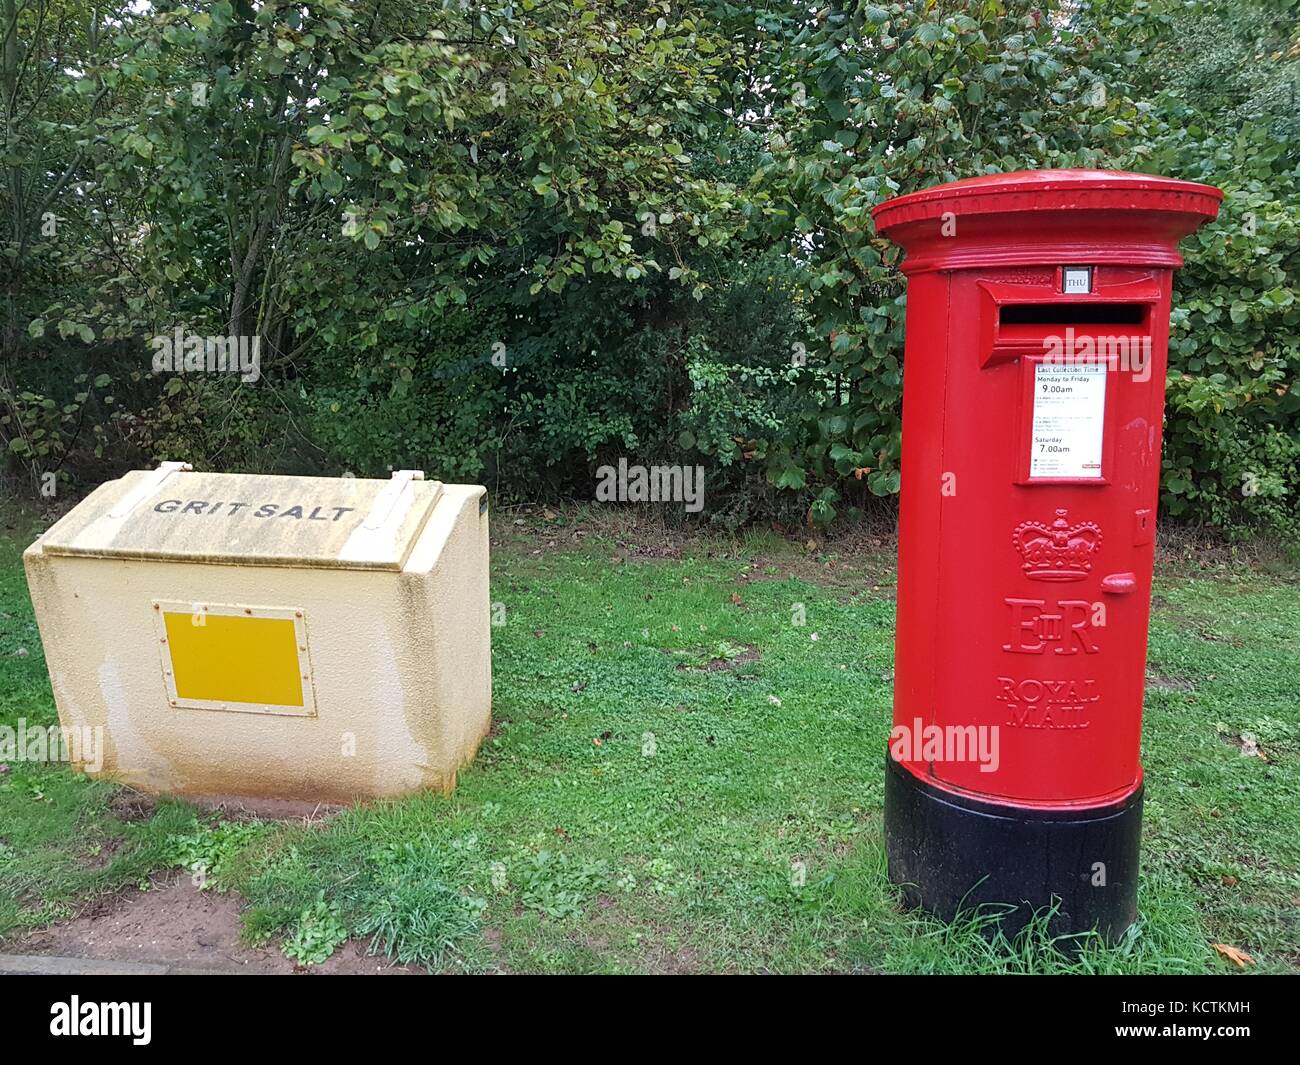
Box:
[871,170,1221,940]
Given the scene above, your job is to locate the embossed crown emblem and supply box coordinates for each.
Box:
[1012,509,1102,582]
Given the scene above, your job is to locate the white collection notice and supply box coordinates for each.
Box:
[1029,363,1107,479]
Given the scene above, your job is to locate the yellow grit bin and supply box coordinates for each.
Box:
[23,462,492,802]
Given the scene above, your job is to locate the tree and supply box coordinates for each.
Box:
[752,0,1164,523]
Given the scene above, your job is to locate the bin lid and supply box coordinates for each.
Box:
[38,463,444,571]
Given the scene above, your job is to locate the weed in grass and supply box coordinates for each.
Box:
[164,818,277,891]
[282,893,350,966]
[237,828,489,970]
[352,881,484,968]
[513,849,610,919]
[346,838,487,966]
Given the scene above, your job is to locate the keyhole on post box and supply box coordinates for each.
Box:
[1133,508,1153,546]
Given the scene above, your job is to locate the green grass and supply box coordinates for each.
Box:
[1,503,1297,973]
[0,507,196,932]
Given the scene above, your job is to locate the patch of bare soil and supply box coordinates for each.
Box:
[1145,667,1196,692]
[491,504,615,559]
[1154,525,1300,581]
[492,505,902,594]
[672,643,761,672]
[184,794,346,822]
[582,896,702,974]
[735,550,898,596]
[1149,596,1247,646]
[108,789,157,822]
[109,786,342,824]
[492,504,1298,587]
[8,875,418,975]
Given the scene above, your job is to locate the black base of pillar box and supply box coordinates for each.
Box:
[883,755,1143,944]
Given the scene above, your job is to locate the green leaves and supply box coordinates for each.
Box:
[737,0,1298,530]
[5,0,1294,534]
[772,463,807,491]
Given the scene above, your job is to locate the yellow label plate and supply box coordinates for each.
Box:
[154,602,316,716]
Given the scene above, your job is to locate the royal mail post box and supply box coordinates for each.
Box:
[24,462,492,801]
[872,170,1222,939]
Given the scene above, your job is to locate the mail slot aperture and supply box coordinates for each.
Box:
[998,302,1147,326]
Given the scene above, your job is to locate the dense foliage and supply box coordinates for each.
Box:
[3,0,1297,534]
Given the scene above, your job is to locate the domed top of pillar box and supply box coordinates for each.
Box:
[871,169,1223,274]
